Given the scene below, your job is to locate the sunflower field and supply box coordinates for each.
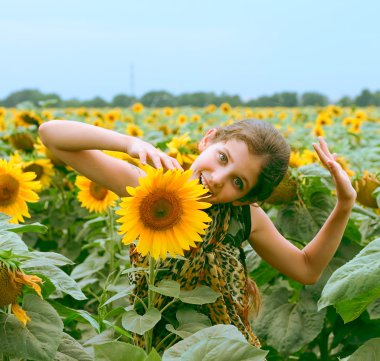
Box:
[0,103,379,361]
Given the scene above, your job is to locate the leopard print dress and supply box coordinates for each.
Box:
[128,203,261,349]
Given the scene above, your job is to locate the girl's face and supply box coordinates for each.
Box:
[190,129,263,205]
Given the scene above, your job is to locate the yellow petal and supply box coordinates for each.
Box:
[11,303,30,326]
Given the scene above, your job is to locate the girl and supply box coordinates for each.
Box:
[38,119,356,348]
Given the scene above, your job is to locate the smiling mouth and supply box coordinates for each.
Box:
[199,174,213,197]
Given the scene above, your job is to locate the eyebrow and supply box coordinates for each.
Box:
[223,147,251,190]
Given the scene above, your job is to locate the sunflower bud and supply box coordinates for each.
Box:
[354,172,380,208]
[266,172,298,205]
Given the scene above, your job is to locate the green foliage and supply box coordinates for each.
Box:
[165,308,211,339]
[343,338,380,361]
[162,325,268,361]
[122,308,162,335]
[318,237,380,322]
[94,342,161,361]
[0,295,64,361]
[54,332,93,361]
[253,286,326,356]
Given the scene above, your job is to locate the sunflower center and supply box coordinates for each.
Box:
[89,183,108,200]
[139,190,183,230]
[0,174,20,206]
[23,164,44,180]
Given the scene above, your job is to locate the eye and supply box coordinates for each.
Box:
[218,152,227,163]
[234,178,244,190]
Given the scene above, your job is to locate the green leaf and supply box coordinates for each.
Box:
[54,332,92,361]
[368,298,380,320]
[0,230,28,253]
[166,323,209,340]
[0,294,63,361]
[146,348,162,361]
[318,238,380,322]
[94,342,147,361]
[253,287,326,356]
[26,251,75,266]
[298,164,331,178]
[149,279,181,298]
[121,266,146,275]
[102,285,135,307]
[162,324,268,361]
[176,308,211,327]
[50,301,100,332]
[179,285,221,305]
[122,308,161,335]
[276,204,319,243]
[7,222,48,234]
[102,320,133,339]
[342,219,362,244]
[83,329,115,347]
[251,260,279,287]
[166,308,212,339]
[23,264,87,300]
[70,252,108,280]
[345,338,380,361]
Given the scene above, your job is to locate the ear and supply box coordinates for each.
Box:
[199,128,217,151]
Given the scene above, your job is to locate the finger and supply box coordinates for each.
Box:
[158,151,183,171]
[138,151,147,165]
[312,142,330,166]
[161,156,175,170]
[318,136,334,160]
[148,152,163,169]
[171,157,184,170]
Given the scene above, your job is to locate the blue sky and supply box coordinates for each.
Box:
[1,0,379,101]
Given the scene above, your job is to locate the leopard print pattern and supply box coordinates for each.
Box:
[128,203,261,349]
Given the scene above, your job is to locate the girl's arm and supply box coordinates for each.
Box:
[38,120,182,196]
[248,137,357,285]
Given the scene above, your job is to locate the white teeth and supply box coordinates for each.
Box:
[200,174,213,195]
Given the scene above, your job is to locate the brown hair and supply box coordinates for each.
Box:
[211,119,290,204]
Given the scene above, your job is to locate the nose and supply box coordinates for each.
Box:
[209,171,227,189]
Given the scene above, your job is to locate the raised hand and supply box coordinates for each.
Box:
[125,137,183,171]
[312,137,357,209]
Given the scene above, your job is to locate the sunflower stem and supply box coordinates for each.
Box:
[145,255,157,354]
[129,292,148,312]
[160,298,178,314]
[107,208,116,275]
[156,332,176,353]
[148,256,156,307]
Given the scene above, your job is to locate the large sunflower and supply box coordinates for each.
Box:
[116,167,212,260]
[0,159,41,223]
[75,176,119,213]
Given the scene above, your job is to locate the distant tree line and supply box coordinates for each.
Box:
[1,88,380,108]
